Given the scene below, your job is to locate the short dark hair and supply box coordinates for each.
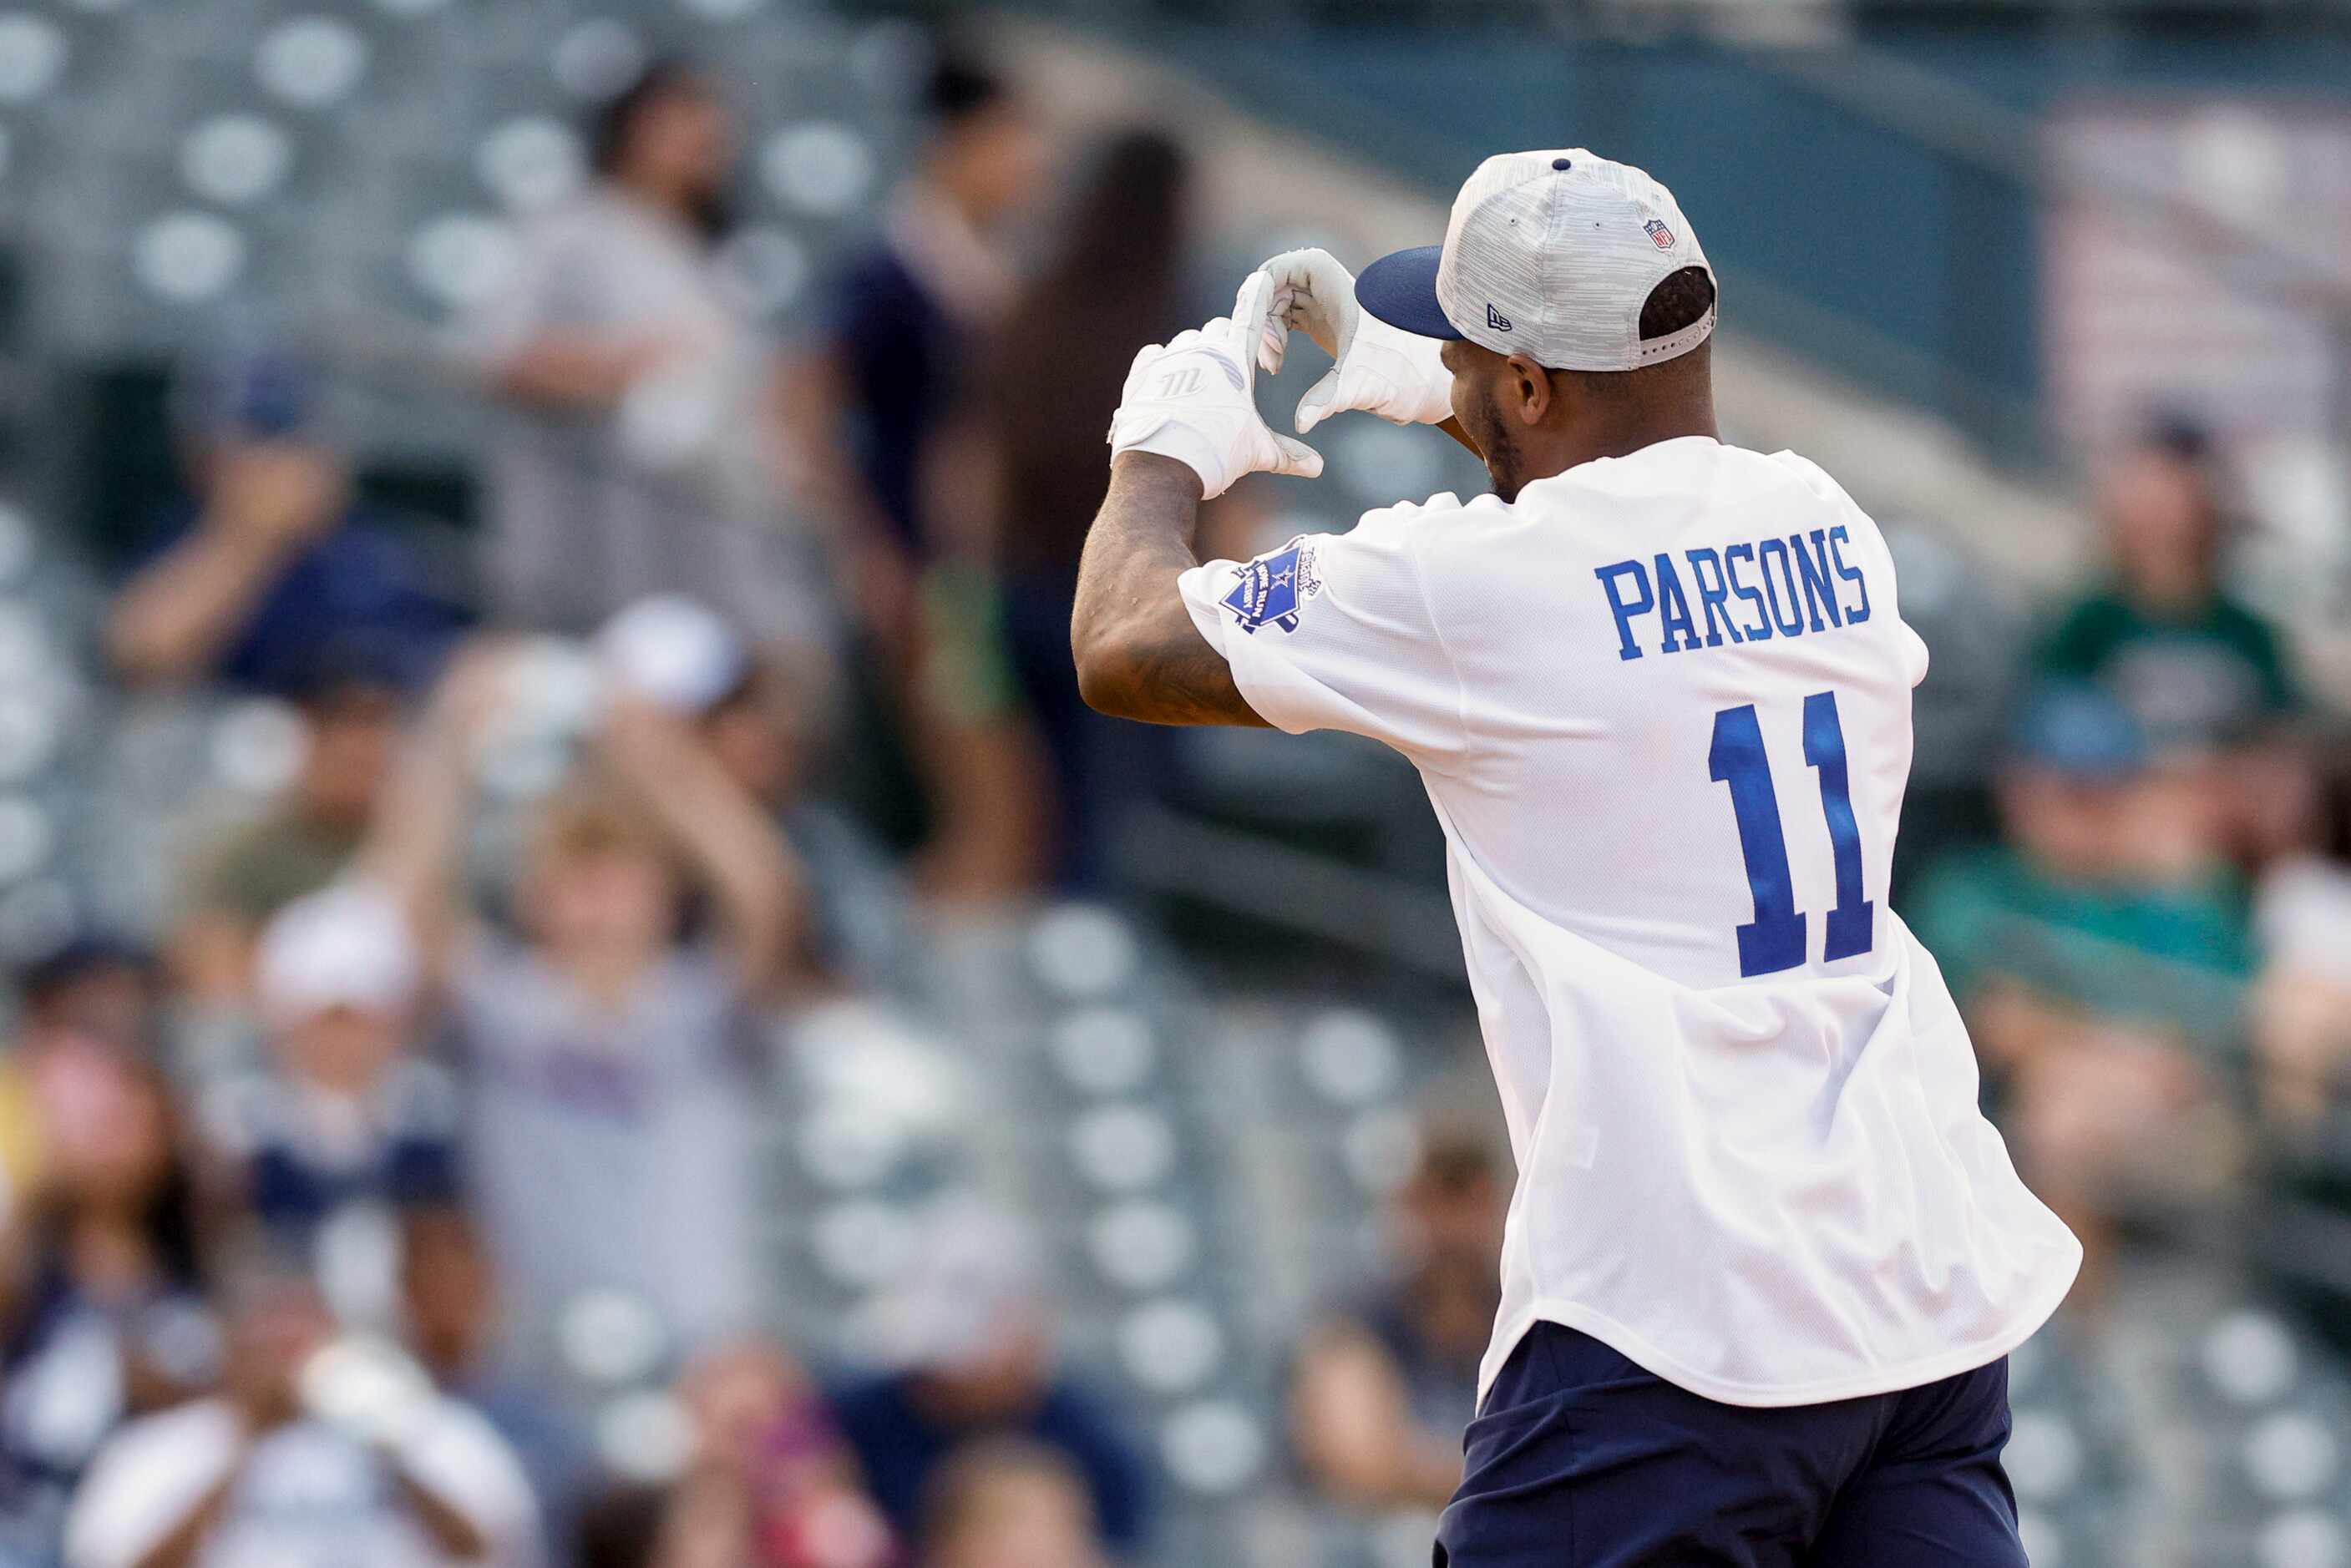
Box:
[576,1485,671,1568]
[1639,266,1716,342]
[1557,266,1717,400]
[587,58,732,240]
[925,53,1009,128]
[589,58,707,178]
[1414,1122,1502,1195]
[19,933,155,1014]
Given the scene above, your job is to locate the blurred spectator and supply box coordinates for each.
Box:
[199,883,459,1259]
[1910,685,2253,1303]
[831,1202,1148,1555]
[789,52,1053,899]
[917,1440,1107,1568]
[465,61,822,647]
[664,1336,895,1568]
[0,1055,213,1561]
[599,596,906,991]
[104,347,469,699]
[1291,1119,1502,1519]
[576,1485,674,1568]
[0,940,163,1206]
[63,1250,540,1568]
[2035,428,2301,755]
[970,129,1193,888]
[796,52,1045,630]
[569,1339,899,1568]
[2252,755,2351,1129]
[364,646,797,1370]
[170,656,408,1009]
[398,1204,590,1550]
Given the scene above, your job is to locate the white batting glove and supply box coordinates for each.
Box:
[1256,247,1454,435]
[1108,272,1324,499]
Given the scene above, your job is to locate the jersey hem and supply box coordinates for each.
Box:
[1482,1247,2081,1411]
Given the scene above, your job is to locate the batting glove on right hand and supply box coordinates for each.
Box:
[1256,247,1455,435]
[1108,271,1324,499]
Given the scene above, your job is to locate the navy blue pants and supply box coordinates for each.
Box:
[1434,1323,2027,1567]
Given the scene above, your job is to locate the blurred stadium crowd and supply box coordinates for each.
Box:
[0,2,2343,1566]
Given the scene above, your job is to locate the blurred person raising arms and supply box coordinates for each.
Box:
[597,594,908,992]
[360,644,801,1369]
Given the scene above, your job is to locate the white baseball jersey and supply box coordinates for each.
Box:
[1178,435,2080,1408]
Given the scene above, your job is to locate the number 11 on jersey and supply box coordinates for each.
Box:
[1708,691,1876,978]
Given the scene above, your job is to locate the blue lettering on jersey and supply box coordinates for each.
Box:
[1594,560,1655,661]
[1597,529,1877,659]
[1725,542,1772,641]
[1756,539,1806,638]
[1682,549,1744,647]
[1828,525,1872,624]
[1220,537,1321,635]
[1794,529,1845,633]
[1652,553,1702,654]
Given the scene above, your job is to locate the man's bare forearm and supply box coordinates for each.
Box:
[1070,453,1266,728]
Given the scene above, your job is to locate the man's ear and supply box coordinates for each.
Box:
[1506,353,1552,427]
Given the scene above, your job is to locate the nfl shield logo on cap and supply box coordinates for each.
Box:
[1644,218,1676,250]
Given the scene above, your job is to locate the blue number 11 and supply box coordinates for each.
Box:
[1707,691,1875,978]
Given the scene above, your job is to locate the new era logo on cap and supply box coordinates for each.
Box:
[1487,303,1512,332]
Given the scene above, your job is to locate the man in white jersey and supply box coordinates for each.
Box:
[1072,149,2080,1565]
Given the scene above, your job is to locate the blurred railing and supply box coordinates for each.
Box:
[951,4,2351,469]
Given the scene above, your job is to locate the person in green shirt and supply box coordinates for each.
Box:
[170,661,406,1012]
[1909,684,2252,1308]
[2035,430,2298,755]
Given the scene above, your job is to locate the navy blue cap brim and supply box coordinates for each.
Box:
[1355,245,1461,341]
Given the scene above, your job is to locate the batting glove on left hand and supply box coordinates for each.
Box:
[1108,273,1324,499]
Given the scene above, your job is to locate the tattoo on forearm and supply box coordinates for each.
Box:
[1072,454,1267,728]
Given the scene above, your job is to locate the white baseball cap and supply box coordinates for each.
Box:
[255,881,421,1023]
[1356,148,1715,372]
[595,594,749,717]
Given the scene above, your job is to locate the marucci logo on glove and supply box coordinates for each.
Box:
[1153,354,1244,402]
[1220,536,1322,635]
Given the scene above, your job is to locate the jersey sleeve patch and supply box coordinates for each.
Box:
[1219,535,1323,635]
